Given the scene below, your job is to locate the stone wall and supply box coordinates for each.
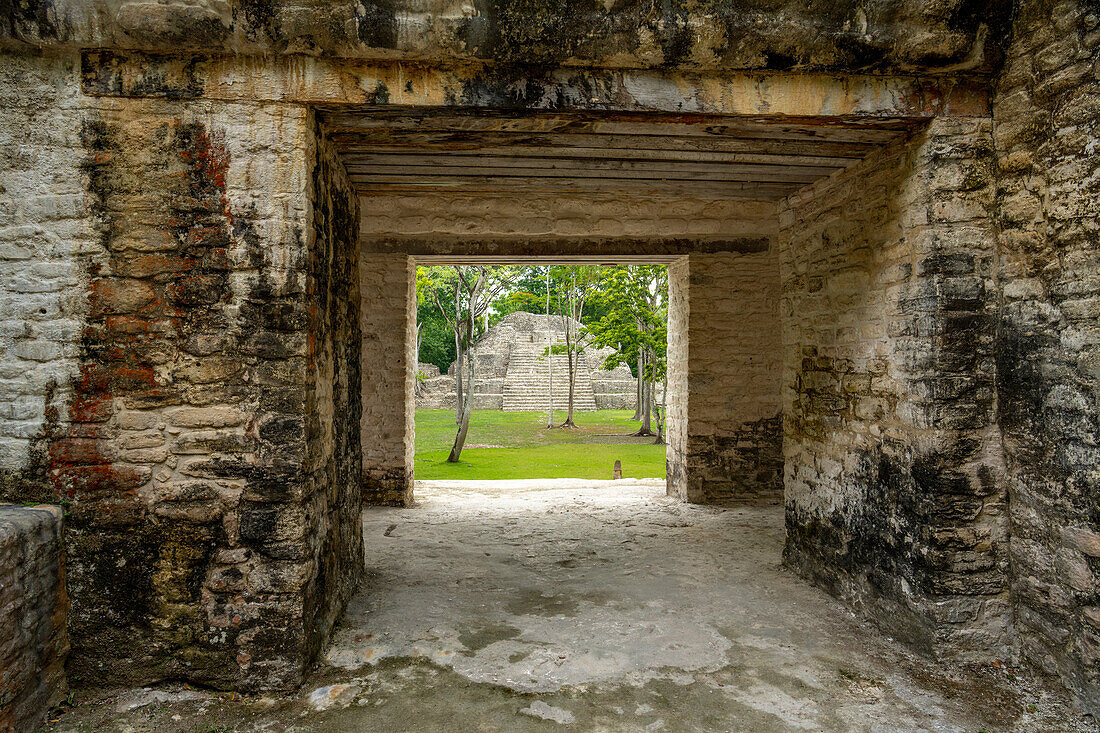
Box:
[0,0,1006,75]
[0,52,92,484]
[306,125,364,669]
[666,259,690,502]
[0,504,68,733]
[359,254,415,506]
[993,0,1100,713]
[0,53,363,691]
[667,251,782,503]
[360,194,776,242]
[780,118,1008,660]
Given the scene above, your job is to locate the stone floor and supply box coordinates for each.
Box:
[46,480,1093,731]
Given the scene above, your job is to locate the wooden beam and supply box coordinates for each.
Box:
[329,130,876,159]
[360,236,774,259]
[343,162,834,183]
[332,145,862,168]
[348,177,800,199]
[323,112,909,144]
[341,151,849,172]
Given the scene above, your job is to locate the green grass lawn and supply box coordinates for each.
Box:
[415,409,667,480]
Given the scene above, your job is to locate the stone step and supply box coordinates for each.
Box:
[501,340,601,412]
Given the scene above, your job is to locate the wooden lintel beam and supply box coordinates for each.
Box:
[347,178,800,200]
[360,236,775,259]
[344,165,826,183]
[324,114,908,143]
[329,131,877,159]
[339,152,849,173]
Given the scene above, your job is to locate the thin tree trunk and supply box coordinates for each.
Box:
[449,300,478,462]
[453,329,464,424]
[639,376,653,435]
[633,349,655,436]
[654,359,668,445]
[563,326,576,426]
[545,267,554,428]
[448,344,474,461]
[567,346,576,425]
[632,350,643,420]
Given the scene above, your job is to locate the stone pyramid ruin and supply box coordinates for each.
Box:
[417,312,636,411]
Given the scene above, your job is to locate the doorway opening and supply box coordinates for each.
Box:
[414,263,670,483]
[344,107,834,506]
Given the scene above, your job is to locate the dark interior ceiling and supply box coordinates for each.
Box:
[320,109,916,201]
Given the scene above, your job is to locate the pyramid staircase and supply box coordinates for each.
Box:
[502,331,598,412]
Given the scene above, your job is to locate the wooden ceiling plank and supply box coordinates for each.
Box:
[323,114,906,144]
[334,147,859,168]
[344,166,824,183]
[340,153,848,174]
[350,180,799,200]
[329,131,881,158]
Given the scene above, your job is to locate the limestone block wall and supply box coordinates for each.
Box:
[359,254,415,505]
[780,118,1008,660]
[993,0,1100,713]
[307,127,364,666]
[666,251,782,503]
[360,193,776,240]
[0,53,363,691]
[0,53,93,481]
[666,259,690,499]
[587,348,637,410]
[0,504,68,733]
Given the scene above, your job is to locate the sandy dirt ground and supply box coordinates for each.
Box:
[43,480,1094,732]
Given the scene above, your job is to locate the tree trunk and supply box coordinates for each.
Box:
[633,350,655,437]
[544,268,554,428]
[454,279,465,424]
[453,329,464,425]
[639,375,653,435]
[654,360,668,445]
[562,324,577,427]
[566,347,576,425]
[448,312,477,461]
[632,350,644,420]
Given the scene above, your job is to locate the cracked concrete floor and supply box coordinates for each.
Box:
[47,479,1092,732]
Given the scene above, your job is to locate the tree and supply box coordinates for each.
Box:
[587,265,668,442]
[421,265,515,461]
[546,265,599,427]
[417,267,465,422]
[491,266,614,326]
[415,269,458,373]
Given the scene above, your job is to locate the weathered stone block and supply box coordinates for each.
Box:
[0,504,68,733]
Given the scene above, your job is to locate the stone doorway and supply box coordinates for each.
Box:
[339,103,1011,676]
[339,107,919,509]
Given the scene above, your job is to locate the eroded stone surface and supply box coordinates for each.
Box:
[0,504,67,733]
[994,0,1100,714]
[35,481,1094,731]
[0,58,363,692]
[779,117,1008,663]
[2,1,1008,74]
